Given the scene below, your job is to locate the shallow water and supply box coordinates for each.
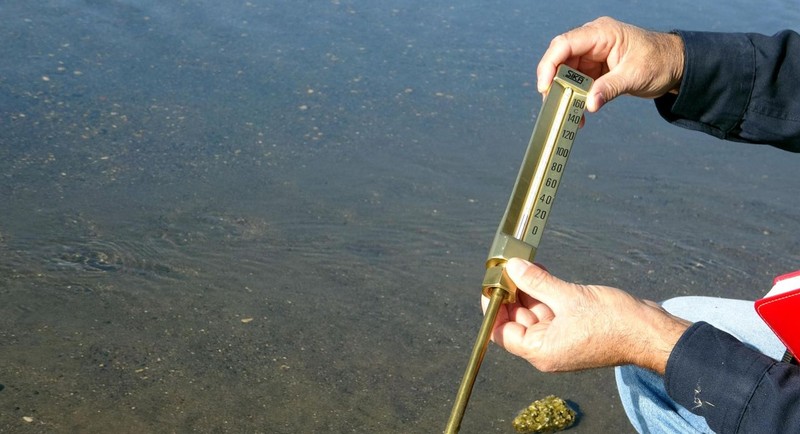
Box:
[1,1,799,433]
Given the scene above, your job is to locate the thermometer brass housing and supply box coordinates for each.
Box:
[445,65,592,433]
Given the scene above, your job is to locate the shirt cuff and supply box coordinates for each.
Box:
[665,322,774,433]
[654,31,755,140]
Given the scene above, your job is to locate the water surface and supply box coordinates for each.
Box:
[1,1,799,432]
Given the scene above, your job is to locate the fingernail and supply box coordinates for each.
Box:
[537,78,546,93]
[590,92,605,112]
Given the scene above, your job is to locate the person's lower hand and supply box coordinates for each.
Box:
[481,258,691,374]
[537,16,685,112]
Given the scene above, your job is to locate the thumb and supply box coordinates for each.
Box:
[586,67,631,112]
[505,258,561,308]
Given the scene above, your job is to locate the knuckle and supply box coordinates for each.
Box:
[594,16,618,26]
[549,33,569,48]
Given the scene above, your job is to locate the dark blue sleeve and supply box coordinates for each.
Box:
[665,322,800,433]
[654,30,800,152]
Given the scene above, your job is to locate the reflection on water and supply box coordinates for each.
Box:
[1,1,799,432]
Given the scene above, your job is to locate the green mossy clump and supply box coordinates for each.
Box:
[512,395,577,433]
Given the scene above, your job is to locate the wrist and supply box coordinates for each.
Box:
[663,32,685,95]
[631,302,691,374]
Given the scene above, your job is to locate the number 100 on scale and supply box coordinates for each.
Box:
[526,98,585,246]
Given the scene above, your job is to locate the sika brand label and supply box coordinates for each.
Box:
[564,69,585,85]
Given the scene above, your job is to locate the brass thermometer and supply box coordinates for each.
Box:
[444,65,592,433]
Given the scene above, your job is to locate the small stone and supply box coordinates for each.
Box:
[23,416,34,423]
[240,317,254,323]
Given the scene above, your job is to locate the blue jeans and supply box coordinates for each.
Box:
[615,296,786,433]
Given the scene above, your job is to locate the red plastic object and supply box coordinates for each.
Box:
[755,270,800,359]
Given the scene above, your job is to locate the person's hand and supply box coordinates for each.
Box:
[481,258,691,374]
[537,16,685,112]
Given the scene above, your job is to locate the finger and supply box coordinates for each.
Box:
[483,292,540,329]
[505,258,561,308]
[536,58,558,94]
[586,90,605,113]
[515,289,555,322]
[506,302,539,328]
[481,293,511,330]
[495,320,548,359]
[537,24,614,93]
[586,67,630,112]
[491,319,530,355]
[530,301,555,323]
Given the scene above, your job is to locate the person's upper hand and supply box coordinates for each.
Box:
[537,16,685,112]
[481,258,690,374]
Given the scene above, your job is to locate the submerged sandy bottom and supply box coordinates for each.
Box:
[2,1,798,432]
